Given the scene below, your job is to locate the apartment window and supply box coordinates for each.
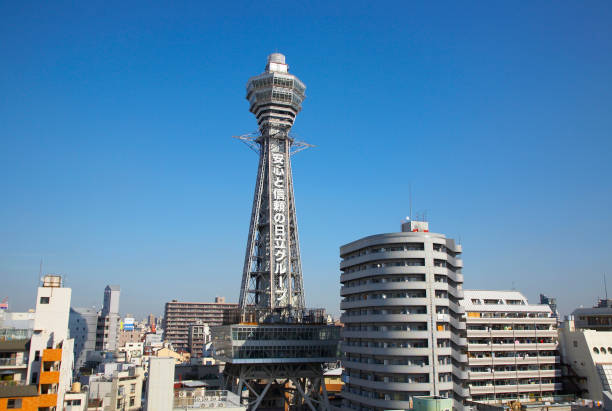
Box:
[129,397,135,407]
[31,372,38,384]
[117,399,122,409]
[34,351,40,361]
[573,340,578,348]
[7,399,22,409]
[130,383,136,393]
[40,297,50,304]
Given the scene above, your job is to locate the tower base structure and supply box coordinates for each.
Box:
[212,322,340,410]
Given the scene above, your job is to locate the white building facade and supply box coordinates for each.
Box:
[461,290,562,404]
[559,319,612,402]
[27,275,75,410]
[340,220,469,411]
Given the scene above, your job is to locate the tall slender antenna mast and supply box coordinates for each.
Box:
[38,258,43,285]
[604,273,608,300]
[409,183,412,220]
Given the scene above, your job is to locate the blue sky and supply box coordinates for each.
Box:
[1,1,611,318]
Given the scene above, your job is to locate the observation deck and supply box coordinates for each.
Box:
[246,53,306,130]
[212,323,340,366]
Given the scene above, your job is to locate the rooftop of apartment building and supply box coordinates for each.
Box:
[573,298,612,315]
[462,290,553,314]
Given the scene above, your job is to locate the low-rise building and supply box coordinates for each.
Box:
[559,318,612,402]
[64,383,88,411]
[572,298,612,331]
[0,339,29,386]
[461,290,562,405]
[188,321,210,358]
[86,366,144,411]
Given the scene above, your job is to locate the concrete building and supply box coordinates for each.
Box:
[27,275,75,410]
[173,388,245,411]
[96,285,121,352]
[461,290,561,404]
[0,275,75,410]
[86,365,144,411]
[188,321,210,358]
[340,220,469,410]
[572,298,612,331]
[163,298,237,353]
[0,339,29,386]
[118,329,141,347]
[559,318,612,402]
[64,383,87,411]
[69,307,98,370]
[145,357,175,411]
[0,311,35,332]
[539,294,559,319]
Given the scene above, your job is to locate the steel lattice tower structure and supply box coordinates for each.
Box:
[213,54,340,411]
[237,53,309,320]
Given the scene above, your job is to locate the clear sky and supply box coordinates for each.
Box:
[1,1,611,319]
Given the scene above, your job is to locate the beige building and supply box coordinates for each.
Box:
[155,347,190,364]
[87,366,144,411]
[461,290,562,404]
[559,319,612,402]
[163,298,237,353]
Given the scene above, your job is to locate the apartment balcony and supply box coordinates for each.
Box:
[469,370,560,380]
[0,358,27,368]
[342,345,431,357]
[38,393,58,408]
[468,356,560,366]
[347,376,431,392]
[469,383,562,395]
[466,317,557,325]
[340,250,426,270]
[342,330,430,340]
[467,329,558,338]
[341,313,429,324]
[340,298,428,310]
[341,390,413,410]
[40,371,60,384]
[454,381,470,398]
[468,342,558,352]
[340,266,430,283]
[340,282,428,296]
[343,359,431,374]
[42,349,62,362]
[452,367,469,380]
[451,350,468,363]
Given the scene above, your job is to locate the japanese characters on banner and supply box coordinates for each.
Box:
[270,144,288,302]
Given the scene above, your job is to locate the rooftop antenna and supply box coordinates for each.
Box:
[604,273,608,300]
[409,183,413,221]
[38,258,43,286]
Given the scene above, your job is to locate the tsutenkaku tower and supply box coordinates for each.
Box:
[238,53,307,319]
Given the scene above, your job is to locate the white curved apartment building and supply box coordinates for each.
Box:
[340,220,469,411]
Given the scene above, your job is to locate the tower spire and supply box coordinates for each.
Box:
[239,53,307,320]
